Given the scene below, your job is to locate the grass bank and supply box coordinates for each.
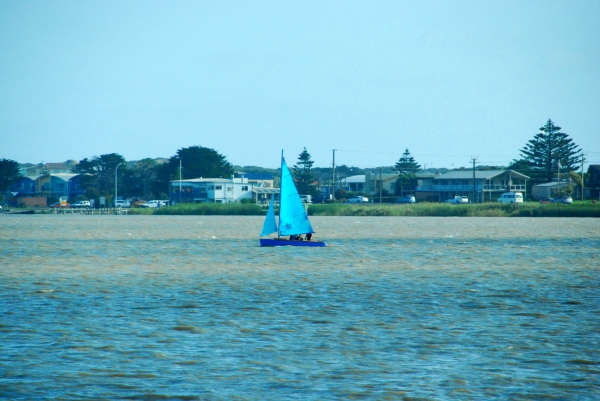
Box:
[129,203,264,216]
[127,201,600,217]
[307,202,600,217]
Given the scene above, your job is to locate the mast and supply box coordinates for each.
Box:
[278,149,284,238]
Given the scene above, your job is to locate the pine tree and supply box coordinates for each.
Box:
[293,147,317,196]
[393,149,420,196]
[519,119,580,183]
[394,149,421,173]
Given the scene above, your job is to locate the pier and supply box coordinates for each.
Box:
[50,208,129,215]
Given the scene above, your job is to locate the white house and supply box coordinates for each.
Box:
[170,177,254,203]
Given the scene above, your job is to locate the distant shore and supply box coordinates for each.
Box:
[144,202,600,218]
[3,202,599,218]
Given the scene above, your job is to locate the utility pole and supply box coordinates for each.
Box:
[331,149,336,200]
[115,162,124,207]
[379,168,382,204]
[581,151,585,201]
[471,158,477,203]
[179,158,182,203]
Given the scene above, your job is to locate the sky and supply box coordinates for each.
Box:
[1,0,599,170]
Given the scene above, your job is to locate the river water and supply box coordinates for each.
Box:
[1,215,599,400]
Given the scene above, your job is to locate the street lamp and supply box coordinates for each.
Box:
[175,158,182,203]
[115,162,124,208]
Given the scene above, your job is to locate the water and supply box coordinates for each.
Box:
[1,215,599,400]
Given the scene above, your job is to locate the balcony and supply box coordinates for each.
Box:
[416,184,526,192]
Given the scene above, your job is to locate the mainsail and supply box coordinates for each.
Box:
[260,195,278,237]
[278,156,314,236]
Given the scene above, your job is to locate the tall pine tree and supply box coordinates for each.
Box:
[518,119,580,183]
[394,149,421,173]
[293,147,317,196]
[394,149,420,196]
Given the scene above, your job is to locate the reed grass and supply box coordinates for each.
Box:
[126,201,600,217]
[148,203,264,215]
[307,202,600,218]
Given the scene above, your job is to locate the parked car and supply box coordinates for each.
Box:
[552,196,573,204]
[314,194,332,203]
[140,200,167,208]
[497,192,523,204]
[445,196,469,204]
[539,198,553,204]
[398,195,416,204]
[129,198,147,207]
[113,200,131,208]
[71,200,91,208]
[299,195,312,204]
[50,202,70,208]
[347,196,369,203]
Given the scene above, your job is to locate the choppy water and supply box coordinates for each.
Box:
[1,215,599,400]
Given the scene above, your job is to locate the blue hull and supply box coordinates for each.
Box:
[260,238,326,247]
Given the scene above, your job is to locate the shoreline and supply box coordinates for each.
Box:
[3,202,599,218]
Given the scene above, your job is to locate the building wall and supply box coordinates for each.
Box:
[16,197,47,207]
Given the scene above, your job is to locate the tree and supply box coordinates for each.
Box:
[293,147,317,196]
[74,153,127,198]
[124,158,157,199]
[394,149,421,173]
[518,119,580,183]
[154,146,234,196]
[0,159,21,192]
[394,149,420,196]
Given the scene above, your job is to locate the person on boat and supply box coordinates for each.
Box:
[297,235,303,241]
[305,233,313,241]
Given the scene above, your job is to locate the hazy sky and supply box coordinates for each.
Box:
[1,1,599,169]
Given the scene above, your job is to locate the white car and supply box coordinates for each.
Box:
[113,200,131,208]
[71,200,91,208]
[498,192,523,204]
[299,195,312,204]
[347,196,369,203]
[140,200,167,208]
[445,196,469,204]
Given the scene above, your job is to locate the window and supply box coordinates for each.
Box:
[242,186,248,191]
[208,185,214,190]
[215,185,222,190]
[227,187,233,192]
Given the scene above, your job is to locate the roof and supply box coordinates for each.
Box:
[435,170,529,180]
[171,178,231,184]
[45,163,72,170]
[344,175,365,183]
[534,182,560,187]
[50,173,79,180]
[238,173,274,180]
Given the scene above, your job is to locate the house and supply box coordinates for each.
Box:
[7,173,85,207]
[341,175,366,193]
[416,170,529,203]
[170,177,255,203]
[236,173,274,189]
[252,188,280,205]
[587,165,600,199]
[364,172,399,195]
[532,182,562,200]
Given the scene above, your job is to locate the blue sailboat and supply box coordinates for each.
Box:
[259,152,326,247]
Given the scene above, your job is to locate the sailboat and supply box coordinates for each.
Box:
[259,151,326,247]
